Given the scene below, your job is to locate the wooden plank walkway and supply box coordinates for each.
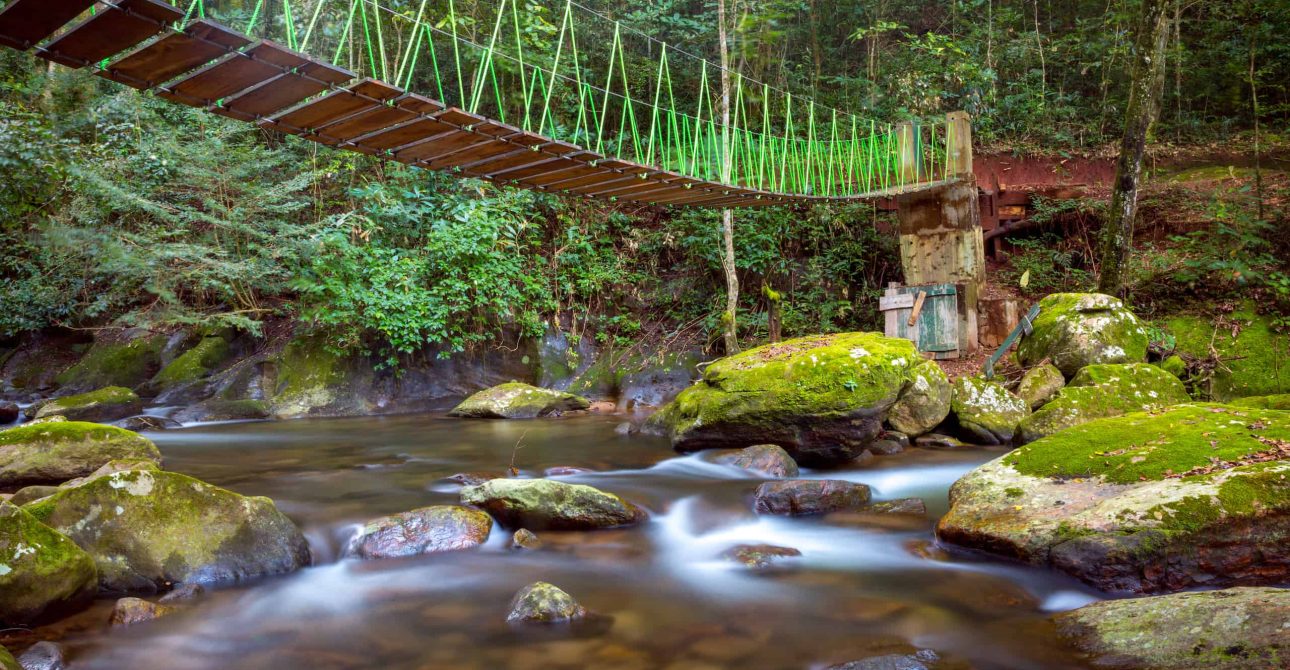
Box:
[0,0,937,208]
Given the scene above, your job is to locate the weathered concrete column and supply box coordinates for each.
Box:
[893,111,983,354]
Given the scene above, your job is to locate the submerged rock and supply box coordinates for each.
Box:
[1016,293,1149,377]
[825,650,939,670]
[511,528,542,550]
[0,502,97,625]
[649,333,941,466]
[1016,363,1065,409]
[25,470,310,592]
[1016,363,1190,443]
[506,581,586,623]
[949,376,1029,445]
[445,471,506,487]
[109,597,178,626]
[715,444,799,478]
[0,402,17,424]
[158,583,206,603]
[112,415,182,432]
[0,421,161,488]
[16,642,66,670]
[460,479,644,530]
[753,480,871,516]
[449,382,590,419]
[913,433,966,449]
[346,505,492,559]
[721,543,802,570]
[171,399,270,424]
[34,387,142,423]
[937,404,1290,592]
[1054,587,1290,669]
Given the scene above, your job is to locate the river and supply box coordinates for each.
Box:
[46,413,1102,669]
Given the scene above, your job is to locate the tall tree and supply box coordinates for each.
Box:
[1096,0,1172,295]
[717,0,739,354]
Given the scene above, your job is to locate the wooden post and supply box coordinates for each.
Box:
[896,121,918,185]
[946,111,973,178]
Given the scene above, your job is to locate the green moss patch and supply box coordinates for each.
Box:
[55,332,168,391]
[1016,293,1148,377]
[151,336,230,388]
[0,421,160,488]
[1005,404,1290,484]
[1017,363,1190,442]
[1231,394,1290,411]
[1166,306,1290,400]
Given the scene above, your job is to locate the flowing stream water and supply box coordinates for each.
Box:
[38,413,1103,669]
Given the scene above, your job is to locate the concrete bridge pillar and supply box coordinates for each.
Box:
[893,111,984,354]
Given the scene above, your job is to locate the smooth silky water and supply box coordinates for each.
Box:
[47,414,1102,669]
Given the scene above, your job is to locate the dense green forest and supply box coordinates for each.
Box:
[1,0,1286,364]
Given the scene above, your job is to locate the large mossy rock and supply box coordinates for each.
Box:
[0,501,97,625]
[34,387,143,423]
[1016,363,1190,443]
[0,422,160,489]
[937,404,1290,593]
[885,360,952,437]
[1016,363,1065,410]
[55,330,169,393]
[269,335,354,419]
[148,336,230,395]
[1167,306,1290,400]
[949,376,1029,445]
[1232,394,1290,410]
[345,505,492,559]
[648,333,943,466]
[1017,293,1148,377]
[1054,587,1290,669]
[459,478,645,530]
[449,382,590,419]
[25,470,309,592]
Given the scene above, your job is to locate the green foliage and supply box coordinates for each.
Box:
[999,234,1092,296]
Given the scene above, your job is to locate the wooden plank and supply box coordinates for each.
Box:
[99,20,250,89]
[397,130,487,163]
[0,0,95,51]
[42,0,181,68]
[907,291,928,327]
[878,294,916,311]
[214,59,353,122]
[314,94,440,145]
[262,79,401,135]
[500,158,588,184]
[423,140,522,170]
[157,41,307,108]
[354,117,456,152]
[465,147,573,178]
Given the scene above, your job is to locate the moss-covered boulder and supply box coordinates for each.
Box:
[1016,363,1064,410]
[55,330,169,392]
[1232,394,1290,410]
[109,596,178,627]
[1016,363,1190,443]
[1168,306,1290,400]
[648,333,937,466]
[885,360,951,437]
[0,422,160,489]
[1054,587,1289,669]
[171,399,270,424]
[1017,293,1148,377]
[25,470,310,592]
[34,387,142,423]
[148,336,230,393]
[937,404,1290,592]
[459,478,645,530]
[269,335,355,419]
[506,581,586,623]
[449,382,590,419]
[345,505,492,559]
[949,376,1030,445]
[0,501,97,625]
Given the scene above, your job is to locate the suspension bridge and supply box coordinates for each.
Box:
[0,0,972,208]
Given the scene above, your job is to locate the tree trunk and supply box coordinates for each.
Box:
[718,0,739,354]
[1095,0,1171,295]
[764,285,783,343]
[1249,32,1264,220]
